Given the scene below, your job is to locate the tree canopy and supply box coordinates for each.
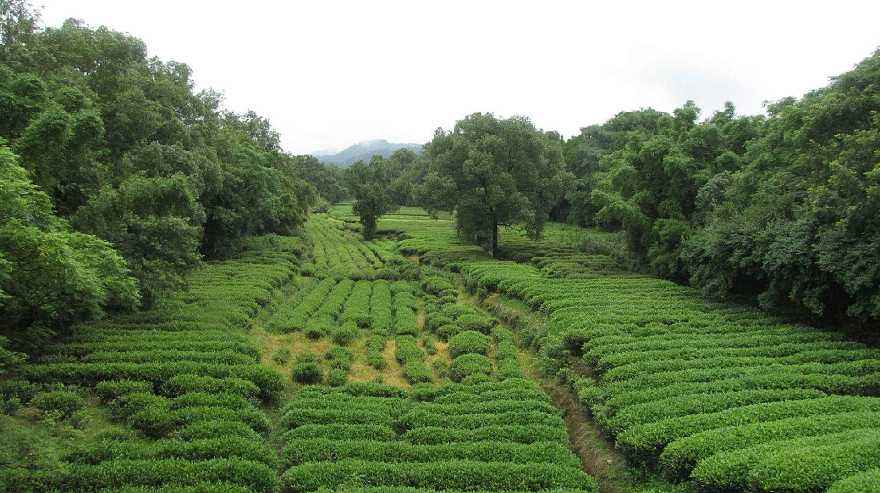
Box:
[423,113,571,256]
[348,156,398,240]
[0,3,316,342]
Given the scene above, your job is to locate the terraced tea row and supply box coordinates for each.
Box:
[390,217,880,493]
[303,216,411,280]
[279,381,597,493]
[1,236,304,492]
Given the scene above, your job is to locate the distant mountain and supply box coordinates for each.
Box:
[314,139,422,166]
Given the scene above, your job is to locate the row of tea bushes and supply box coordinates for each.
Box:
[455,260,880,492]
[2,235,303,492]
[390,219,880,493]
[279,380,596,493]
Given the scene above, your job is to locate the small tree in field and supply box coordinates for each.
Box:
[348,157,397,240]
[422,113,571,257]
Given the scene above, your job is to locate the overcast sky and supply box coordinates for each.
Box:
[38,1,880,155]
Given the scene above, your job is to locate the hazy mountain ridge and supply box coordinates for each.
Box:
[314,139,422,166]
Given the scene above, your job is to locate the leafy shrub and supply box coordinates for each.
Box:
[449,353,492,382]
[304,326,325,340]
[162,375,260,401]
[0,379,39,402]
[31,390,85,418]
[829,469,880,493]
[402,424,568,445]
[448,330,490,358]
[95,380,153,402]
[292,355,322,385]
[457,313,495,333]
[366,336,387,369]
[660,410,880,480]
[327,369,347,387]
[282,423,396,442]
[282,407,394,429]
[324,347,353,371]
[271,347,291,365]
[331,323,359,345]
[129,405,178,437]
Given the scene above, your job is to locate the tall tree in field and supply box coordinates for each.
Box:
[423,113,570,257]
[348,156,397,240]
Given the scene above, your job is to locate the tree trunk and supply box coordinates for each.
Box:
[491,217,498,258]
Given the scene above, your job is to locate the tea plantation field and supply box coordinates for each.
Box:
[4,207,878,492]
[0,214,599,493]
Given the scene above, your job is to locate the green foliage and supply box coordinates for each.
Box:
[395,336,433,384]
[682,51,880,324]
[0,336,25,376]
[449,353,493,382]
[829,469,880,493]
[0,8,315,325]
[349,157,399,239]
[30,390,85,418]
[282,460,597,493]
[292,353,323,385]
[447,330,490,358]
[424,112,572,256]
[0,143,139,342]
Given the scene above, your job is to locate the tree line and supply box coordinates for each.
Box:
[0,2,318,354]
[347,52,880,330]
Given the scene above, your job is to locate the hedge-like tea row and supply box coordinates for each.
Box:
[279,278,337,332]
[493,327,524,379]
[0,458,278,493]
[22,362,282,401]
[281,407,396,428]
[281,438,581,468]
[828,469,880,493]
[659,410,880,480]
[392,287,419,336]
[691,428,880,493]
[449,353,493,382]
[448,330,490,358]
[395,335,433,384]
[8,235,308,492]
[66,437,279,468]
[307,279,354,329]
[265,277,319,332]
[367,335,387,369]
[341,280,373,327]
[403,424,568,444]
[282,423,398,442]
[82,349,256,365]
[369,279,394,334]
[45,340,259,359]
[305,217,400,280]
[400,410,565,430]
[281,459,598,493]
[615,395,880,465]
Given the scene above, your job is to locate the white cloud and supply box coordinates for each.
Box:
[37,0,880,153]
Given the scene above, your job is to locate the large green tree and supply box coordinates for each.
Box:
[423,113,571,256]
[348,156,397,239]
[0,141,139,348]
